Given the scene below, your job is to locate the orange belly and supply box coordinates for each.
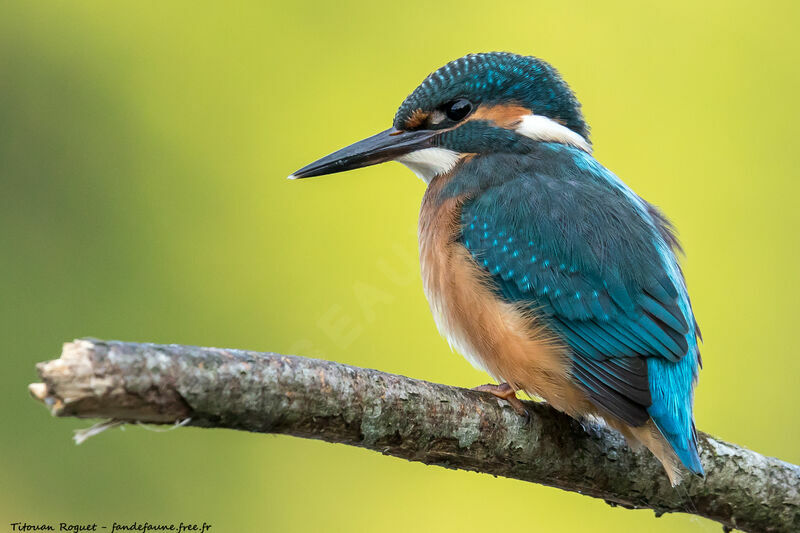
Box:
[418,174,592,418]
[418,172,684,484]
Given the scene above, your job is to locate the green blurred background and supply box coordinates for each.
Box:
[2,1,798,531]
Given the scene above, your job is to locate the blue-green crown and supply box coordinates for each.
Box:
[394,52,589,141]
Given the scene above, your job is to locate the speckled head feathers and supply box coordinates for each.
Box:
[394,52,589,141]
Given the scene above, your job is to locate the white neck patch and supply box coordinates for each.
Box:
[516,114,592,153]
[396,147,462,183]
[396,115,589,183]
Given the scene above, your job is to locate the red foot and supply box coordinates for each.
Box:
[472,383,529,418]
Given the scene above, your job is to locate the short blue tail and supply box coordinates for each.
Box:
[646,353,704,476]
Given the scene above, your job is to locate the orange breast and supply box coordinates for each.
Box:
[418,173,592,417]
[418,173,688,484]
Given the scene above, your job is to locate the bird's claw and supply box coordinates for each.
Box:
[472,383,529,420]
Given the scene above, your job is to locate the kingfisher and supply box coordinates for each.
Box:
[289,52,703,485]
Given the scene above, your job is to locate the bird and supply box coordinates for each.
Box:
[289,52,703,485]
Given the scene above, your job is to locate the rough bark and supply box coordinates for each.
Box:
[29,339,799,532]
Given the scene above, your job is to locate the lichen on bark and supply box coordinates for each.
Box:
[29,339,800,533]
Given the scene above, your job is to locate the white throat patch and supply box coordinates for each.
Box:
[397,115,589,183]
[516,114,592,153]
[396,147,462,183]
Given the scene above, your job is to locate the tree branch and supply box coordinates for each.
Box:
[29,339,799,532]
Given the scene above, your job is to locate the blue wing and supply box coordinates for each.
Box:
[454,144,703,474]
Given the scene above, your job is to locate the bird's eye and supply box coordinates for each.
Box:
[443,99,472,122]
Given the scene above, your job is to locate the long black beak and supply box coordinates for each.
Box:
[289,127,437,179]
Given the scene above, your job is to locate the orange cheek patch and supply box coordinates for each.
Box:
[404,108,430,130]
[470,104,531,129]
